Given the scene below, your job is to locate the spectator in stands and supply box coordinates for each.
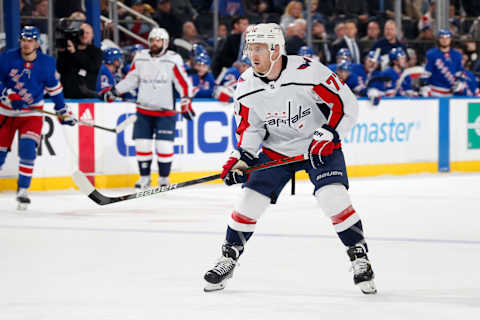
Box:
[360,20,381,53]
[302,0,324,25]
[125,0,152,43]
[211,15,249,77]
[27,0,48,34]
[190,53,216,98]
[419,0,437,36]
[153,0,183,40]
[463,37,478,70]
[332,19,363,64]
[312,19,332,64]
[336,0,369,34]
[462,0,480,17]
[413,24,435,64]
[331,22,346,48]
[171,0,199,24]
[54,0,82,18]
[68,11,87,29]
[207,23,229,47]
[20,0,33,16]
[174,21,211,61]
[57,23,103,98]
[213,0,245,16]
[243,0,271,24]
[285,19,307,55]
[280,1,303,31]
[371,19,408,67]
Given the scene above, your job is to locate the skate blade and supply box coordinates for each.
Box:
[16,203,28,211]
[358,280,377,294]
[204,282,226,292]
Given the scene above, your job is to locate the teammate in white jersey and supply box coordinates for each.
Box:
[100,28,194,189]
[203,23,377,294]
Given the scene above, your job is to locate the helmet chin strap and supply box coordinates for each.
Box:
[252,50,281,78]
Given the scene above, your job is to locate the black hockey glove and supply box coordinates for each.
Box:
[220,149,258,186]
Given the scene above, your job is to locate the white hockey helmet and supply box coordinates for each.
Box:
[148,27,169,55]
[245,23,285,54]
[244,23,285,77]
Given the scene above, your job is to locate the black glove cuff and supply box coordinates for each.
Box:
[238,148,258,167]
[321,124,340,143]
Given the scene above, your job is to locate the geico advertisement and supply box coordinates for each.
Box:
[0,103,78,178]
[342,99,439,165]
[449,99,480,161]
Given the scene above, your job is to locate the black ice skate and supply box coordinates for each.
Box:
[16,188,31,211]
[347,243,377,294]
[204,243,241,292]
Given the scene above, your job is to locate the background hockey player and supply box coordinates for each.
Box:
[0,26,76,210]
[189,53,216,98]
[382,47,417,97]
[420,29,464,97]
[336,60,366,96]
[328,48,366,79]
[203,23,377,295]
[214,56,251,103]
[96,47,123,92]
[100,27,194,189]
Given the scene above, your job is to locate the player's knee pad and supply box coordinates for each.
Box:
[18,138,37,162]
[315,183,360,232]
[155,140,174,163]
[228,188,270,232]
[135,139,153,161]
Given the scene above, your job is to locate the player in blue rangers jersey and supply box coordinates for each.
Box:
[0,26,76,210]
[121,44,145,101]
[336,60,366,96]
[381,47,417,97]
[203,23,377,295]
[420,29,464,96]
[214,56,251,102]
[189,53,216,98]
[96,47,123,92]
[328,48,366,79]
[363,50,383,92]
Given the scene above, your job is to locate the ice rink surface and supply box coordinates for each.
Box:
[1,173,479,320]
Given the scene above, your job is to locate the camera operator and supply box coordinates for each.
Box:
[57,23,103,98]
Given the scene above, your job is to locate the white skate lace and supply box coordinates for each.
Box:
[212,257,236,275]
[349,258,369,275]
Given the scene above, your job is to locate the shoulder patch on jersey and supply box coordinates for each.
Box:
[297,57,312,70]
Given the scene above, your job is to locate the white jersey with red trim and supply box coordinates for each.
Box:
[234,55,358,157]
[115,49,192,115]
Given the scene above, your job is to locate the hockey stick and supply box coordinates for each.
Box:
[73,153,309,205]
[393,66,425,96]
[31,108,137,133]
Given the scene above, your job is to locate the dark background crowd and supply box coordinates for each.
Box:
[13,0,480,98]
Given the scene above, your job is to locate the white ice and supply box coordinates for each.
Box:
[1,173,479,320]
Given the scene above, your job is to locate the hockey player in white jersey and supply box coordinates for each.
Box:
[100,28,194,189]
[203,23,377,294]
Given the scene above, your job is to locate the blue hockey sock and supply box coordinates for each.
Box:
[18,138,37,189]
[225,225,253,255]
[158,161,171,177]
[138,160,152,176]
[337,220,368,251]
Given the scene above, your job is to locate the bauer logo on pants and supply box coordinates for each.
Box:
[467,103,480,149]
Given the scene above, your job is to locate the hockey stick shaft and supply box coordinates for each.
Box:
[73,153,309,205]
[30,108,135,133]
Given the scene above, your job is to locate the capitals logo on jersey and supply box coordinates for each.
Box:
[297,57,312,70]
[265,100,312,130]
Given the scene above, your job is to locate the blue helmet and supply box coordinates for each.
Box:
[237,56,251,66]
[103,48,123,65]
[336,48,352,60]
[337,59,352,72]
[194,53,211,66]
[438,28,452,38]
[124,44,146,55]
[20,26,40,41]
[366,50,380,62]
[297,46,314,58]
[191,44,207,57]
[388,47,406,62]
